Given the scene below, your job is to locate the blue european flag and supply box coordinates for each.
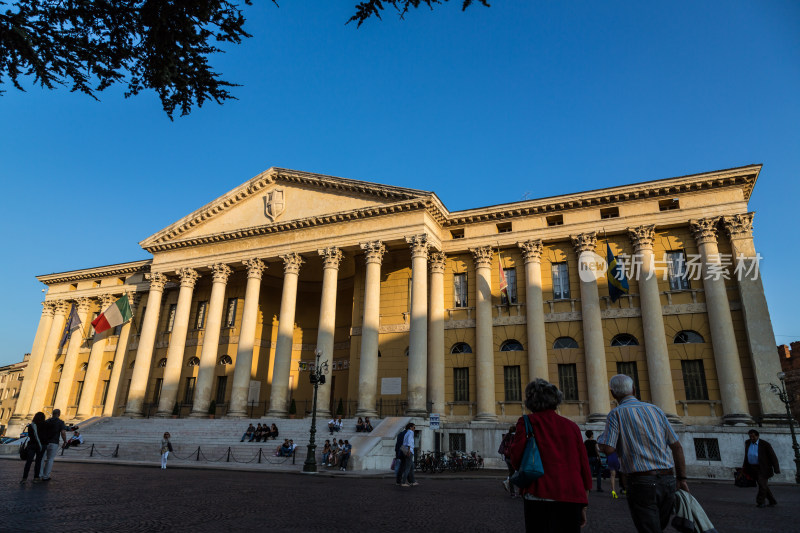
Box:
[58,305,82,351]
[606,243,629,303]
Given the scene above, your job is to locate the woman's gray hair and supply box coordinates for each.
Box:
[609,374,634,397]
[524,378,563,412]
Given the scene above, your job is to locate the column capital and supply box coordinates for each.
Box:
[628,224,656,252]
[146,272,169,292]
[429,251,447,274]
[689,217,721,245]
[99,294,116,308]
[360,241,386,264]
[470,246,494,269]
[53,300,71,315]
[281,253,304,275]
[406,234,430,259]
[243,258,267,280]
[210,263,233,284]
[722,212,754,241]
[570,232,597,255]
[177,267,201,288]
[42,300,57,317]
[518,240,543,263]
[75,297,92,313]
[127,291,140,310]
[318,247,344,270]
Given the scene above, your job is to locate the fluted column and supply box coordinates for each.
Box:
[406,234,430,416]
[76,294,115,419]
[356,241,385,417]
[519,240,548,382]
[267,253,304,418]
[428,252,446,417]
[690,217,752,425]
[315,247,343,419]
[156,268,201,416]
[103,292,138,417]
[54,297,92,413]
[571,232,610,422]
[628,225,679,421]
[228,258,267,418]
[472,246,497,421]
[27,300,69,416]
[125,272,168,417]
[722,213,784,421]
[191,264,232,417]
[11,301,56,427]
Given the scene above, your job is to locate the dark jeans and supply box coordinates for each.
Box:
[745,465,777,505]
[340,453,350,469]
[400,454,415,484]
[589,457,602,490]
[23,447,45,480]
[626,474,676,533]
[523,500,584,533]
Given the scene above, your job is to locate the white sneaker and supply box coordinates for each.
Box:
[502,478,510,492]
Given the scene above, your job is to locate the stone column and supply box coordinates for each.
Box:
[571,232,610,422]
[156,268,201,416]
[191,264,232,417]
[267,253,304,418]
[628,225,679,421]
[356,241,385,417]
[125,272,168,417]
[76,294,116,419]
[28,300,70,416]
[103,293,138,417]
[11,301,56,426]
[428,252,446,417]
[472,246,497,421]
[519,240,548,382]
[314,247,343,419]
[722,213,785,421]
[406,234,430,416]
[228,258,266,418]
[690,217,752,425]
[54,297,92,413]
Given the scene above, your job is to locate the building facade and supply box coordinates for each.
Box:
[7,164,786,436]
[0,354,27,435]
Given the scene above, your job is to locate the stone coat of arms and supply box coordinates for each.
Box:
[263,189,285,222]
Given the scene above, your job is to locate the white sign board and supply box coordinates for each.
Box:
[429,413,440,430]
[381,377,402,396]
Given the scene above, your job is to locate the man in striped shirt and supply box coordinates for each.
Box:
[598,374,688,533]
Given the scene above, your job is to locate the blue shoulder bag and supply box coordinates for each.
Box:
[510,414,544,488]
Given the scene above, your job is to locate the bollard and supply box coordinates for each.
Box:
[226,447,231,462]
[292,449,296,465]
[90,444,95,457]
[196,447,201,461]
[258,448,262,464]
[113,444,119,458]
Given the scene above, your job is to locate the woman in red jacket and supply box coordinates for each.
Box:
[509,378,592,532]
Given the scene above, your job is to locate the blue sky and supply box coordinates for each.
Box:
[1,1,799,367]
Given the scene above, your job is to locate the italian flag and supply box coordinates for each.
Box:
[92,295,133,334]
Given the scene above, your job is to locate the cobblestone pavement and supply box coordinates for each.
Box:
[2,460,798,532]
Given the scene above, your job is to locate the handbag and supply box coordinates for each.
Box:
[19,439,28,461]
[510,414,544,488]
[167,442,174,453]
[391,457,397,470]
[400,444,411,457]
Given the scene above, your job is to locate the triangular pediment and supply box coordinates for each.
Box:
[140,167,432,250]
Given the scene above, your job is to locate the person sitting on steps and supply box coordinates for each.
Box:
[240,424,255,442]
[364,417,373,432]
[356,417,365,432]
[339,440,352,471]
[270,423,279,440]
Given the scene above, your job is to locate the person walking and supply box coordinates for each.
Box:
[598,374,688,533]
[399,422,418,487]
[508,379,592,532]
[21,412,47,484]
[499,426,519,498]
[394,428,405,485]
[742,429,780,508]
[40,408,68,482]
[584,430,603,493]
[160,432,173,469]
[606,450,624,498]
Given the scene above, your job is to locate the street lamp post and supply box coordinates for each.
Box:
[769,371,800,484]
[303,349,328,474]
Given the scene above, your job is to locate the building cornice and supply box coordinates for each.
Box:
[36,260,152,285]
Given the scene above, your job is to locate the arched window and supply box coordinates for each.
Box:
[500,340,524,351]
[611,334,639,347]
[56,364,64,373]
[106,361,114,370]
[218,355,233,365]
[80,362,88,371]
[674,330,704,344]
[158,358,167,367]
[552,337,579,349]
[187,357,200,367]
[450,342,473,354]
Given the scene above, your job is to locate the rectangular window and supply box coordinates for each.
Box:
[74,381,84,406]
[152,378,163,405]
[166,304,177,332]
[681,360,709,400]
[100,380,110,406]
[453,367,469,402]
[195,301,208,329]
[551,262,570,300]
[449,433,466,452]
[666,250,690,291]
[454,273,468,308]
[659,199,680,211]
[616,362,640,397]
[558,364,578,401]
[497,222,512,233]
[546,214,563,226]
[225,298,238,328]
[450,229,465,239]
[50,382,59,406]
[501,267,518,305]
[600,207,620,219]
[694,438,721,461]
[184,377,196,404]
[504,366,522,402]
[216,376,228,404]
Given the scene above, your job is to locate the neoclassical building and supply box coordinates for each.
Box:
[7,164,785,435]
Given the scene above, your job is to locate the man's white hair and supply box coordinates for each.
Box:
[609,374,634,397]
